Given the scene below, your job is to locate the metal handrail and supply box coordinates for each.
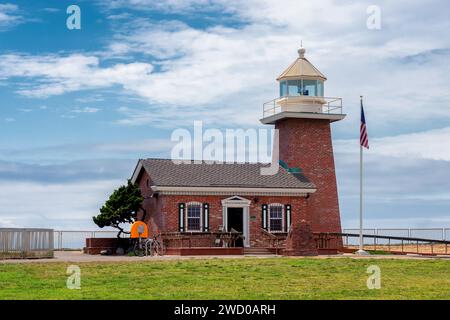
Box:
[260,228,280,254]
[343,228,450,241]
[316,232,450,255]
[262,96,343,118]
[328,232,450,244]
[261,228,277,238]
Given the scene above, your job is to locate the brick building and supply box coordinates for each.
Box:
[131,47,345,254]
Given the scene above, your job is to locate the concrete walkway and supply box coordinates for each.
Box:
[1,250,449,264]
[1,251,253,263]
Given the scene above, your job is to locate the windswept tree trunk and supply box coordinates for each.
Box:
[92,179,144,240]
[114,224,131,239]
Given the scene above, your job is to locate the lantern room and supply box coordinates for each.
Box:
[261,47,345,125]
[278,47,326,98]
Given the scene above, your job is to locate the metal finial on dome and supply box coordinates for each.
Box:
[298,46,306,58]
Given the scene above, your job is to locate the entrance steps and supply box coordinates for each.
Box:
[244,247,279,255]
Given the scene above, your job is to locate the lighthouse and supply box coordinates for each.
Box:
[130,46,345,256]
[261,47,345,235]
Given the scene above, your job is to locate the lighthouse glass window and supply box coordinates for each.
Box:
[186,203,202,231]
[280,81,288,97]
[317,80,324,96]
[285,80,321,97]
[287,80,301,96]
[302,80,317,96]
[269,205,283,232]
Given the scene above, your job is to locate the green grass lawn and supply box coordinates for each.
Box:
[1,257,450,299]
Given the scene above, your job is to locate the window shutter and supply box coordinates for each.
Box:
[203,203,209,232]
[262,204,268,230]
[285,204,291,232]
[178,203,185,232]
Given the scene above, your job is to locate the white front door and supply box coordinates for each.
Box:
[221,196,250,247]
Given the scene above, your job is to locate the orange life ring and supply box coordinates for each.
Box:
[130,221,149,238]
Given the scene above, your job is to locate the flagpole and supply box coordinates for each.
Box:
[357,95,369,255]
[359,141,364,252]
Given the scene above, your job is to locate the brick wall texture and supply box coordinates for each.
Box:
[275,118,342,234]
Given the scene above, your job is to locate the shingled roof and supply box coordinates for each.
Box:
[131,158,315,190]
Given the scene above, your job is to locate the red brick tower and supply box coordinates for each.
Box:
[260,47,345,234]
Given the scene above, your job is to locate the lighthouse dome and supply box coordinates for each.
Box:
[277,47,327,81]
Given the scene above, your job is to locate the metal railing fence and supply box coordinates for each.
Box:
[329,232,450,255]
[53,230,129,250]
[4,228,448,251]
[342,228,450,246]
[262,96,343,118]
[0,228,54,258]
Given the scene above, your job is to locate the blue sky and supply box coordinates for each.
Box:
[1,0,450,229]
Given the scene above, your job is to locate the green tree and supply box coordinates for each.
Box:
[93,180,144,238]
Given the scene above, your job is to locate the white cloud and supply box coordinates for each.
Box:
[336,126,450,162]
[42,8,60,13]
[372,127,450,162]
[104,0,220,11]
[1,1,450,130]
[106,0,450,129]
[0,180,121,228]
[0,139,173,163]
[0,3,22,29]
[107,12,132,20]
[75,95,105,103]
[71,107,101,113]
[94,138,174,153]
[334,125,450,227]
[0,54,154,98]
[17,108,32,112]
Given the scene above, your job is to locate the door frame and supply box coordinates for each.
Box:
[221,196,250,247]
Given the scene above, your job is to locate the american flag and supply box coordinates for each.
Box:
[360,99,369,149]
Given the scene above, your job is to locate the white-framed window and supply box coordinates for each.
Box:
[269,204,284,232]
[186,202,202,231]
